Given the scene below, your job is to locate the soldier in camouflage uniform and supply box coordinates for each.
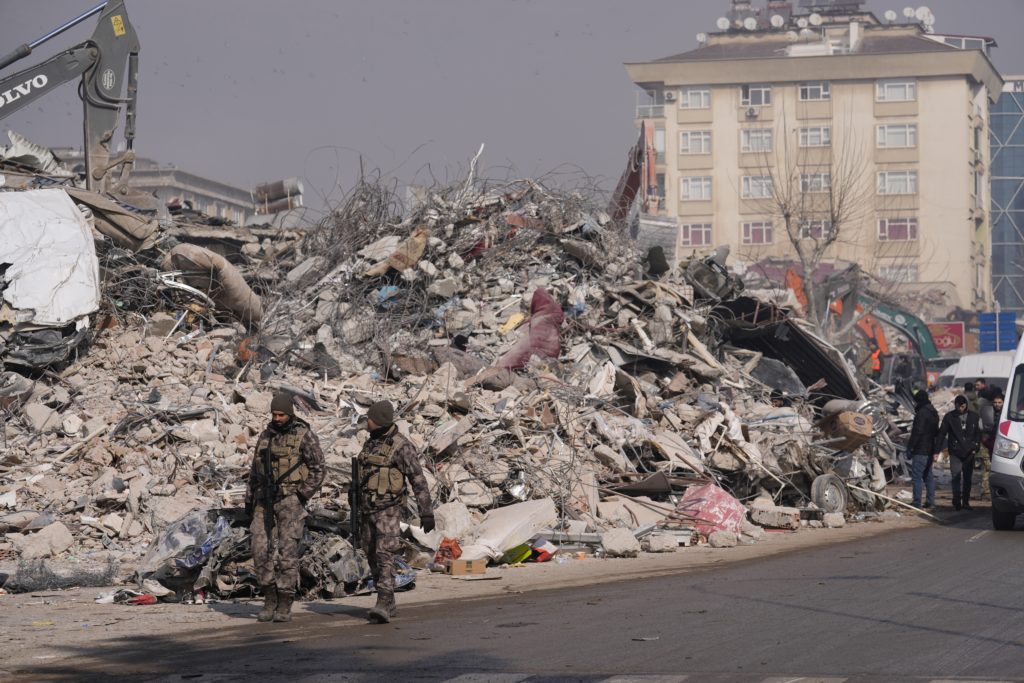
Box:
[358,401,434,623]
[245,392,325,623]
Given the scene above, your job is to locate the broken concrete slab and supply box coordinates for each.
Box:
[600,527,641,558]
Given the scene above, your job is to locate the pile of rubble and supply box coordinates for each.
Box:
[1,157,917,599]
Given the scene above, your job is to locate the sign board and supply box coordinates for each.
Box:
[927,322,966,351]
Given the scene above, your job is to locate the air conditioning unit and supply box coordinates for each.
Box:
[663,90,677,102]
[746,106,760,118]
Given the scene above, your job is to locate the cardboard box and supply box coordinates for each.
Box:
[818,411,873,450]
[447,559,487,576]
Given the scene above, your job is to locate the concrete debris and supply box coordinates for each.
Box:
[600,527,641,558]
[708,531,739,548]
[0,156,921,597]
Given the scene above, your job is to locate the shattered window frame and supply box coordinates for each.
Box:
[876,123,918,149]
[798,125,832,147]
[799,81,831,101]
[800,172,832,193]
[878,217,919,241]
[741,83,773,107]
[680,86,711,109]
[679,130,712,155]
[680,176,713,201]
[878,170,918,195]
[742,175,774,199]
[741,128,773,153]
[681,222,713,246]
[742,220,774,245]
[876,79,917,102]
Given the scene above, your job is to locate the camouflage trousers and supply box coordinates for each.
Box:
[359,505,401,597]
[251,493,306,590]
[977,446,992,498]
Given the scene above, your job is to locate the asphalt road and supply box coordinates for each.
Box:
[21,511,1024,683]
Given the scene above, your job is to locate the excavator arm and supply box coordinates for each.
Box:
[0,1,140,195]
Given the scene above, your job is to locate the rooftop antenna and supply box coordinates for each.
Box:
[799,28,816,40]
[786,30,799,42]
[809,13,823,26]
[743,17,758,31]
[884,9,897,23]
[902,6,915,22]
[696,32,708,44]
[716,16,731,30]
[797,17,809,28]
[770,14,785,28]
[915,6,930,21]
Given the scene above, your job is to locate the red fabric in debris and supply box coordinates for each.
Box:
[496,287,564,370]
[674,483,747,537]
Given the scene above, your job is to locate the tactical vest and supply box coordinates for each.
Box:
[254,424,310,499]
[358,431,408,508]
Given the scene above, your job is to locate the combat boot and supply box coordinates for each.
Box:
[368,591,394,623]
[273,590,295,622]
[257,585,278,622]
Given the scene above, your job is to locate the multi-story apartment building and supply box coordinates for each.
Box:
[992,77,1024,315]
[625,0,1003,310]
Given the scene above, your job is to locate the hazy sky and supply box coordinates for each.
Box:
[2,0,1022,210]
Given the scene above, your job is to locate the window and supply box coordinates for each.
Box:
[799,220,833,240]
[799,126,831,147]
[878,217,918,241]
[800,172,832,193]
[680,176,712,201]
[742,175,773,199]
[742,221,773,245]
[877,124,918,148]
[741,84,772,107]
[974,171,984,207]
[681,223,712,246]
[654,128,665,163]
[680,131,712,154]
[878,170,918,195]
[741,128,773,153]
[878,264,918,283]
[876,79,917,102]
[680,86,710,109]
[799,81,831,101]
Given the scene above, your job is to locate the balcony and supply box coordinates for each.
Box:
[636,104,664,119]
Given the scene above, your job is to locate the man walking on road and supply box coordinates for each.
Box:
[938,395,982,510]
[245,392,325,623]
[908,389,940,509]
[978,393,1003,500]
[357,400,435,624]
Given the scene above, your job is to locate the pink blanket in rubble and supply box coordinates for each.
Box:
[495,287,564,370]
[675,483,747,537]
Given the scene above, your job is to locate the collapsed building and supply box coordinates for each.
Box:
[0,146,925,601]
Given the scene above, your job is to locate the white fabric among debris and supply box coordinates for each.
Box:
[459,497,558,561]
[0,189,100,325]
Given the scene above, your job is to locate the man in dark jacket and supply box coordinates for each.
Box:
[245,392,326,623]
[937,394,982,510]
[907,389,940,508]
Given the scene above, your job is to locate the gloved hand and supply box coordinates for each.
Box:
[421,514,435,533]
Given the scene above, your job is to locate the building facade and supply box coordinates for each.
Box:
[991,77,1024,315]
[625,0,1003,310]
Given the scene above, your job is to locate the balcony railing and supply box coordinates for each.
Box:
[636,104,664,118]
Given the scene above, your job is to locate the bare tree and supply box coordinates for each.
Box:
[750,107,876,333]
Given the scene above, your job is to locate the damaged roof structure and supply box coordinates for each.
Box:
[0,141,928,602]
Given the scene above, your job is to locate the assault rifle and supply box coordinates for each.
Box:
[348,456,361,548]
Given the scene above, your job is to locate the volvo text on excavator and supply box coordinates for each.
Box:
[0,1,144,204]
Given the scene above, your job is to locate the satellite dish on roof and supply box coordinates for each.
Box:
[809,13,823,26]
[884,9,898,22]
[696,32,708,44]
[902,6,915,18]
[716,17,730,30]
[915,6,930,21]
[800,28,816,39]
[923,11,935,26]
[770,14,785,28]
[797,17,809,28]
[786,30,799,42]
[743,17,758,31]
